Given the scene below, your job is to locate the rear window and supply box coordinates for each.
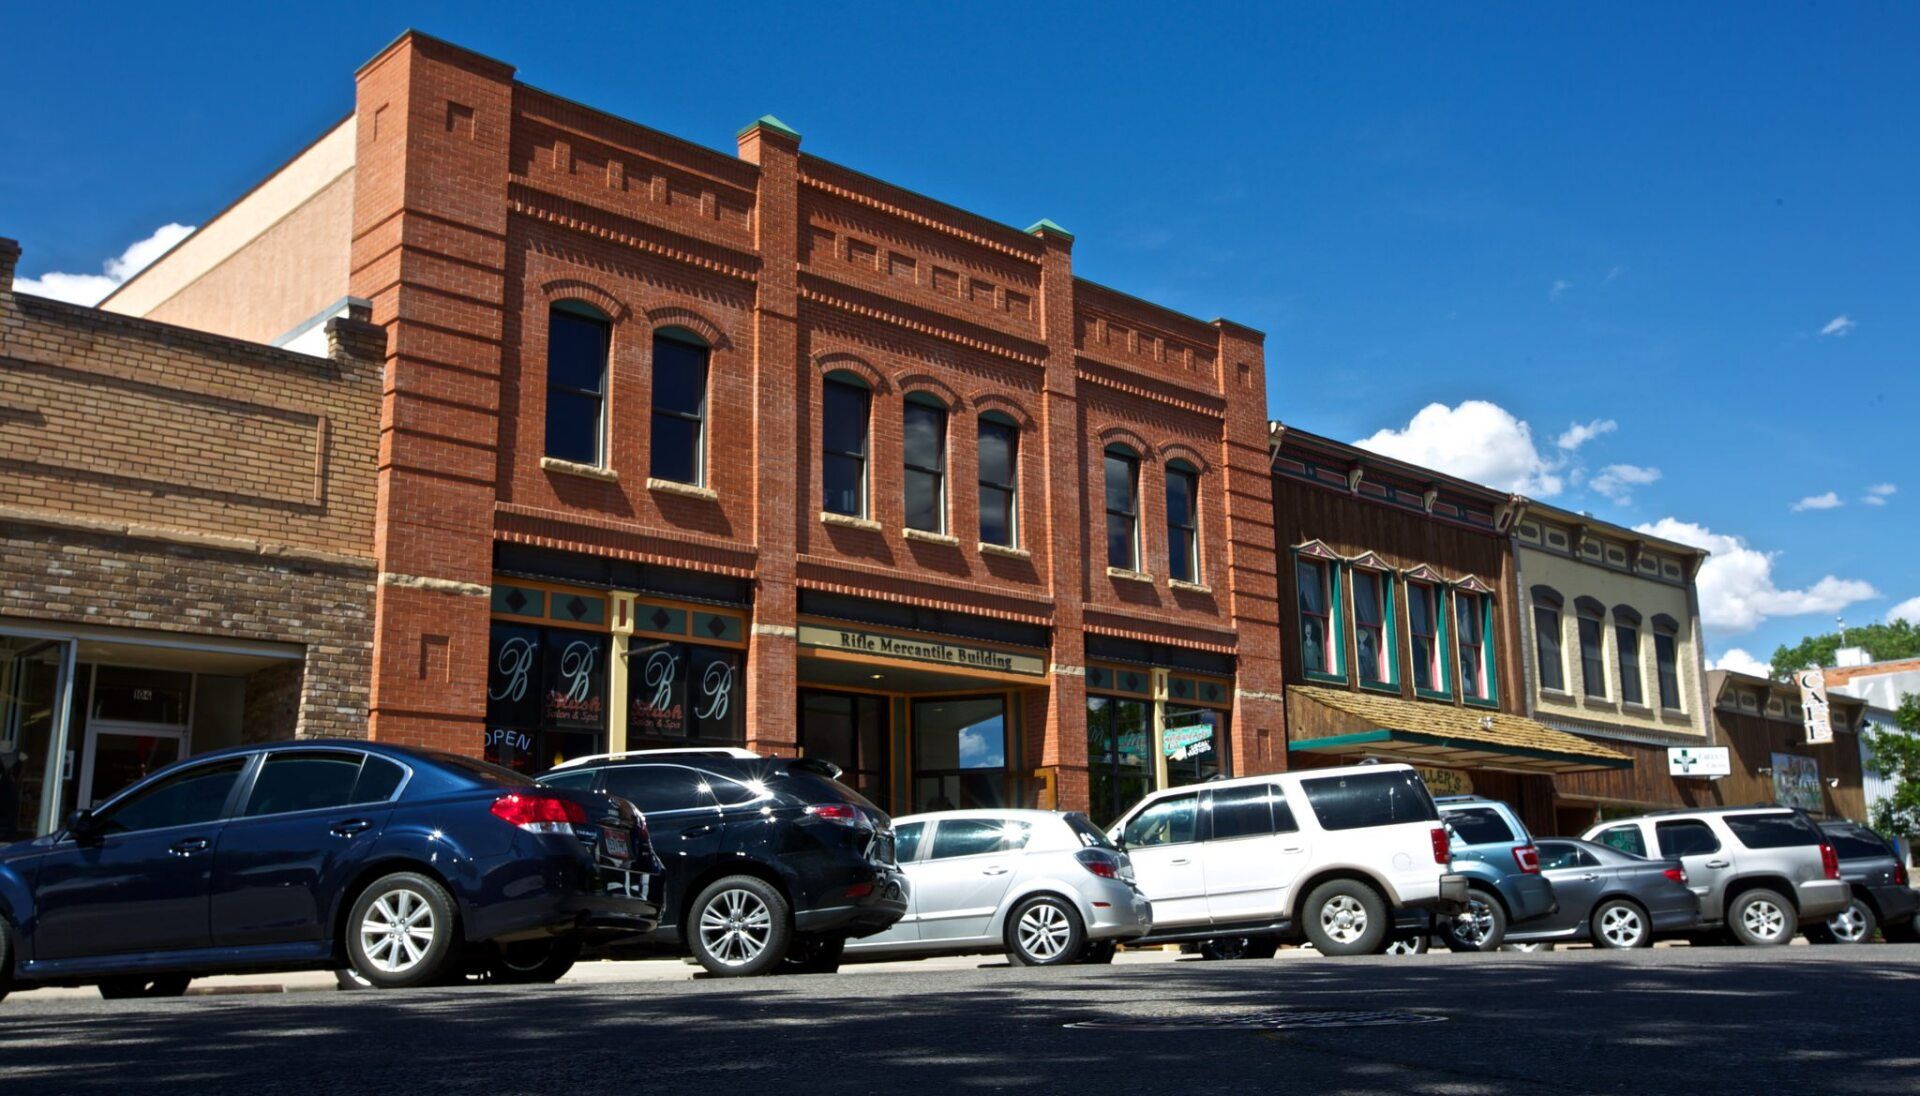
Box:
[427,751,533,787]
[1595,825,1647,858]
[1300,770,1440,831]
[1656,819,1722,858]
[777,770,880,812]
[1823,828,1890,860]
[1724,812,1821,849]
[1065,813,1118,850]
[1443,806,1516,846]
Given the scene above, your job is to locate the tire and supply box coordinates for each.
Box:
[486,935,582,983]
[781,934,846,975]
[345,871,458,989]
[1005,894,1086,967]
[98,976,191,1000]
[688,875,792,977]
[1080,940,1118,965]
[335,968,374,991]
[1726,888,1797,947]
[1816,898,1876,945]
[1884,919,1920,944]
[1196,935,1280,961]
[1382,932,1431,956]
[1440,888,1508,952]
[0,916,13,1005]
[1301,879,1389,957]
[1590,899,1653,950]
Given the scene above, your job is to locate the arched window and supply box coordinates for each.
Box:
[1531,585,1566,693]
[903,393,948,534]
[1575,596,1607,700]
[1613,605,1644,705]
[545,302,611,465]
[649,328,709,486]
[1652,614,1683,711]
[822,371,871,517]
[1103,444,1140,571]
[1165,459,1200,583]
[977,412,1019,547]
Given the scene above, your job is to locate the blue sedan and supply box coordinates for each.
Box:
[0,740,661,1000]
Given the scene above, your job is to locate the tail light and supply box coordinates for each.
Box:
[1430,826,1451,865]
[1897,862,1909,887]
[1076,849,1121,879]
[1819,843,1841,881]
[491,793,588,834]
[1663,867,1688,885]
[806,803,865,827]
[1512,844,1541,874]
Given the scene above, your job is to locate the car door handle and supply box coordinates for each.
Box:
[1704,860,1730,869]
[682,825,716,838]
[1171,858,1191,866]
[330,819,374,838]
[1575,873,1600,882]
[982,866,1009,876]
[1280,846,1304,854]
[168,837,210,856]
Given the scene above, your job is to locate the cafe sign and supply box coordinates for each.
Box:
[797,624,1045,677]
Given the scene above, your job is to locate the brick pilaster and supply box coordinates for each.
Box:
[1215,319,1286,773]
[1030,221,1088,784]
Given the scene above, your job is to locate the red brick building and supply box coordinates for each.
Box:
[107,32,1283,820]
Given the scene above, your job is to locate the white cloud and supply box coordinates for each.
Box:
[1635,517,1879,633]
[1791,491,1844,512]
[1590,463,1661,505]
[1710,648,1774,678]
[1863,483,1897,507]
[1549,278,1572,301]
[1819,314,1856,338]
[11,223,195,305]
[1354,400,1562,496]
[1888,596,1920,625]
[1555,418,1617,452]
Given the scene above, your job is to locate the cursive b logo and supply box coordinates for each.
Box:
[641,648,680,711]
[489,636,535,702]
[558,641,598,703]
[696,659,734,721]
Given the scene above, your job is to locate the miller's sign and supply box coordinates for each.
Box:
[797,624,1045,677]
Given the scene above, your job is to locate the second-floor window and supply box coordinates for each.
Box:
[1532,587,1566,692]
[1297,558,1339,677]
[1352,568,1391,686]
[1615,610,1644,705]
[545,303,610,466]
[822,373,870,517]
[1166,461,1199,583]
[977,414,1018,547]
[903,395,947,533]
[1654,615,1683,710]
[1104,445,1140,571]
[1577,599,1607,699]
[1457,592,1493,702]
[649,331,709,485]
[1408,580,1443,693]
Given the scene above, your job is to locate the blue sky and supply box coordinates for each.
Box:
[4,2,1915,668]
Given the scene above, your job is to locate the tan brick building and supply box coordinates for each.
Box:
[102,32,1284,822]
[0,238,382,840]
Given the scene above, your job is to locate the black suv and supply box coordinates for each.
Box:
[1812,821,1919,944]
[538,749,907,976]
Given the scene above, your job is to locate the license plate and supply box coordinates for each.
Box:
[601,826,632,861]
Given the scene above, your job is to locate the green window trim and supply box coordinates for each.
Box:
[1351,565,1399,692]
[1295,551,1348,685]
[1407,577,1451,700]
[1459,590,1500,709]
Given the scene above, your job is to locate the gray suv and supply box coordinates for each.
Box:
[1584,807,1849,946]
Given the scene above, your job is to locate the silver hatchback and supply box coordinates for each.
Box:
[845,810,1153,966]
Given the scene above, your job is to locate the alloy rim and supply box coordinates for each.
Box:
[1018,903,1071,960]
[1454,899,1495,947]
[1320,894,1369,944]
[1599,906,1644,948]
[699,889,773,967]
[1829,904,1869,943]
[359,888,436,973]
[1742,898,1787,942]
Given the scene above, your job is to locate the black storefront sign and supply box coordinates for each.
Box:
[486,623,609,772]
[628,640,741,744]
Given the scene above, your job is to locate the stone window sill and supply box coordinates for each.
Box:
[647,477,717,501]
[1107,566,1154,584]
[821,511,881,532]
[904,528,959,546]
[980,541,1030,559]
[1168,578,1211,594]
[541,457,618,482]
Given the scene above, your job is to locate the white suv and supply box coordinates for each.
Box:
[1108,763,1468,956]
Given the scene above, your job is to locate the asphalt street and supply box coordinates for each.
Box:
[3,946,1917,1095]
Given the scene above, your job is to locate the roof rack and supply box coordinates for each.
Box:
[551,746,762,770]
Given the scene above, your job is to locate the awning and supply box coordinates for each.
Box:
[1286,685,1631,774]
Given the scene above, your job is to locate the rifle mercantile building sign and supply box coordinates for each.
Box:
[797,624,1046,677]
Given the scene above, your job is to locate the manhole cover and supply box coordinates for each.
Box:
[1066,1009,1446,1032]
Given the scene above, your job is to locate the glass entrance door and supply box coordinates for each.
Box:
[799,690,889,805]
[78,665,193,808]
[0,635,78,840]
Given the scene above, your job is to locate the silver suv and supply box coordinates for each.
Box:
[1583,807,1849,945]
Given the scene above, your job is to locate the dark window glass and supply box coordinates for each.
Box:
[1724,812,1821,849]
[1536,842,1598,871]
[1616,624,1644,704]
[1595,824,1647,858]
[822,377,870,516]
[1104,448,1138,570]
[1534,606,1565,691]
[911,696,1008,812]
[649,334,708,485]
[352,756,408,803]
[776,771,880,812]
[798,690,888,804]
[1444,806,1516,846]
[1457,594,1490,700]
[1654,633,1682,709]
[1824,828,1891,860]
[978,417,1018,547]
[1065,813,1119,849]
[1087,695,1154,827]
[423,751,530,787]
[244,752,362,817]
[1578,613,1607,698]
[894,821,925,862]
[1166,465,1198,583]
[1208,783,1290,840]
[1300,770,1440,831]
[540,769,597,792]
[1353,570,1387,683]
[1656,819,1722,857]
[1297,559,1335,674]
[904,397,947,533]
[929,817,1031,859]
[545,306,608,465]
[485,623,610,774]
[1409,581,1440,691]
[1163,705,1228,788]
[599,765,719,814]
[1123,793,1198,848]
[90,666,191,724]
[97,758,246,835]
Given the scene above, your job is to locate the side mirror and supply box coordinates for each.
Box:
[65,808,100,840]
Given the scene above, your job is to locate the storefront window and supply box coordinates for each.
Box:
[1087,696,1153,826]
[1164,704,1229,788]
[0,636,75,841]
[911,695,1008,812]
[800,690,888,804]
[485,623,609,774]
[627,640,743,746]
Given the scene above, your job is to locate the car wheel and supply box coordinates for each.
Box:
[1727,888,1798,946]
[98,976,192,1000]
[1080,940,1118,965]
[1196,935,1280,961]
[781,934,846,975]
[1590,899,1653,949]
[1440,889,1508,952]
[1302,879,1389,957]
[346,871,458,988]
[1005,894,1086,967]
[689,875,792,977]
[1817,898,1876,945]
[486,935,582,983]
[1381,933,1431,956]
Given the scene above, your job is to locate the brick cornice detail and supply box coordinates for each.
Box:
[797,171,1043,262]
[1083,610,1239,655]
[494,503,759,577]
[799,282,1047,368]
[509,184,758,281]
[1076,360,1227,418]
[796,554,1054,625]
